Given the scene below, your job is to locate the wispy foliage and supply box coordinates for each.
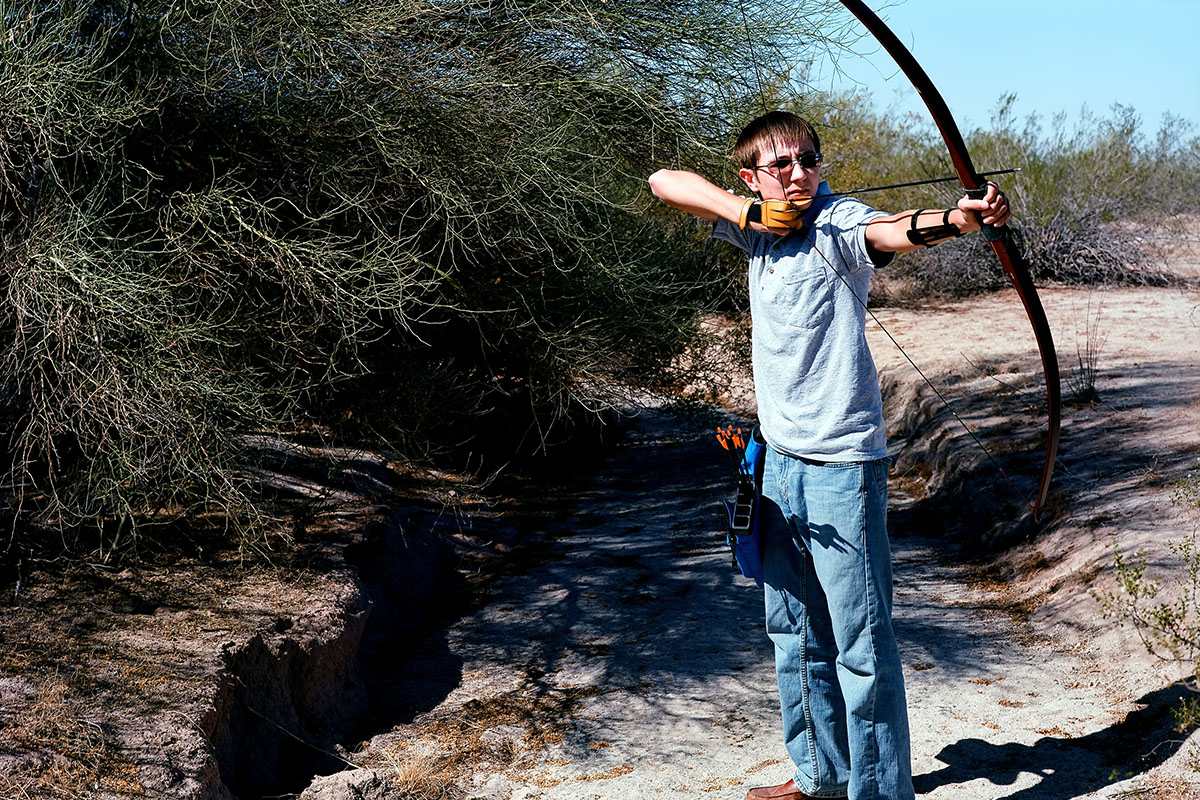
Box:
[0,0,853,541]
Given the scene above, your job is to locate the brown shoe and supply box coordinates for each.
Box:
[744,778,818,800]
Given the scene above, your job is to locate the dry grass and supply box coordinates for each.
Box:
[374,749,458,800]
[360,679,603,798]
[0,676,142,799]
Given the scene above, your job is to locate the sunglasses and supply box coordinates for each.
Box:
[754,152,823,173]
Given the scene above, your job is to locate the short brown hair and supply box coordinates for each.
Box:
[733,111,821,170]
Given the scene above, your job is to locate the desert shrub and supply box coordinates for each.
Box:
[988,102,1182,287]
[814,95,1198,301]
[0,0,856,546]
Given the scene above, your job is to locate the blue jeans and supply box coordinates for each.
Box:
[760,449,913,800]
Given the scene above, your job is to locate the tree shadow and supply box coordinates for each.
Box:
[336,399,1199,795]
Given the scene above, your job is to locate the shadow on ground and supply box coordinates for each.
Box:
[915,683,1197,798]
[358,403,1198,797]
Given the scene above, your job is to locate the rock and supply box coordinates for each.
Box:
[480,723,527,753]
[468,772,516,800]
[299,768,389,800]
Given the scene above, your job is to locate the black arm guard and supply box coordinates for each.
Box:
[906,208,963,247]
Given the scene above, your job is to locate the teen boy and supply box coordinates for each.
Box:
[648,111,1011,800]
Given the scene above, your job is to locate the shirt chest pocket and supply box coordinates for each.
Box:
[762,263,834,330]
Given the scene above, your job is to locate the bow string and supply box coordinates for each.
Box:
[834,0,1061,518]
[736,1,1061,518]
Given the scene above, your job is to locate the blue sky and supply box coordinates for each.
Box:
[812,0,1200,140]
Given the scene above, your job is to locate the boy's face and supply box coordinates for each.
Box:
[738,136,821,204]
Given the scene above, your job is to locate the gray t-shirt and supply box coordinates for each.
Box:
[713,183,890,461]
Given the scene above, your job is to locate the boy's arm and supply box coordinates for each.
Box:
[647,169,739,223]
[647,169,802,235]
[865,181,1012,253]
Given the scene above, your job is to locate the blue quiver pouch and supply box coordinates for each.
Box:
[724,427,767,588]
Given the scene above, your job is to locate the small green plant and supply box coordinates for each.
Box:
[1097,460,1200,738]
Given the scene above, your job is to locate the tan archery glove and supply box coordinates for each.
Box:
[739,198,810,230]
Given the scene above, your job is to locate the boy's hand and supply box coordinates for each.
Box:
[741,199,809,232]
[957,181,1011,229]
[761,200,807,229]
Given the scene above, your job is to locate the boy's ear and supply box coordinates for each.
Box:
[738,166,761,196]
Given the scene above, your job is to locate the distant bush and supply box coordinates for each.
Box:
[815,95,1199,302]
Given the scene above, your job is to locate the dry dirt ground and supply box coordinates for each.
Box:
[3,256,1200,799]
[329,282,1200,800]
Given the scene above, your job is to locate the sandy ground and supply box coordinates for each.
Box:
[349,281,1200,800]
[4,257,1198,799]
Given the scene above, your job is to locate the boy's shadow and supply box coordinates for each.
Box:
[915,682,1198,798]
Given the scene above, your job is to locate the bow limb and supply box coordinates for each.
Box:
[837,0,1061,518]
